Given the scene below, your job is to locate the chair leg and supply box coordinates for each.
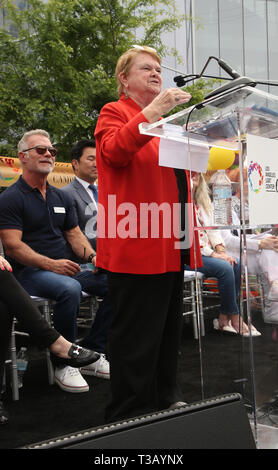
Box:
[10,319,19,401]
[89,296,97,325]
[41,301,54,385]
[191,279,198,339]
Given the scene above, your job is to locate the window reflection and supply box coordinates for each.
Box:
[194,0,278,96]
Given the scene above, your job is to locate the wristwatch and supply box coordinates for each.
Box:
[87,253,96,263]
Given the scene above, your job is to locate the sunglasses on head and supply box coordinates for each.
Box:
[22,145,57,157]
[131,44,157,52]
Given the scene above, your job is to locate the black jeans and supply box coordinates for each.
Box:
[105,268,185,423]
[0,270,59,385]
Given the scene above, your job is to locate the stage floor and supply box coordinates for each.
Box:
[251,422,278,449]
[2,303,278,449]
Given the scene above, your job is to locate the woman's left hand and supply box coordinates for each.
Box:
[143,88,191,122]
[0,255,12,272]
[211,251,237,267]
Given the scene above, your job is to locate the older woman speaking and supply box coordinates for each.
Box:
[95,45,202,422]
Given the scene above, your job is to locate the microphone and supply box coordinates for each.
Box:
[217,59,241,79]
[200,57,256,101]
[173,76,188,87]
[173,56,256,104]
[173,57,240,88]
[173,74,199,87]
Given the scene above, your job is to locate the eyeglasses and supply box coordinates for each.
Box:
[22,146,57,157]
[131,44,157,53]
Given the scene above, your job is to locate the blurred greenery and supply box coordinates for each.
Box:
[0,0,215,161]
[167,78,222,116]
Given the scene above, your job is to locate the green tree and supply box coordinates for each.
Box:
[0,0,190,160]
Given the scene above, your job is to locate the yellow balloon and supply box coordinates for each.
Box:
[207,147,235,170]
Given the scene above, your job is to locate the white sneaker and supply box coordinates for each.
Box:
[54,366,89,393]
[80,354,110,379]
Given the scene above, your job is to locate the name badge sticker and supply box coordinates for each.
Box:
[54,207,66,214]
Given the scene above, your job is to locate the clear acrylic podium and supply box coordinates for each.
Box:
[140,83,278,447]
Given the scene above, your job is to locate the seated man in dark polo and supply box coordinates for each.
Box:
[0,129,106,393]
[62,139,113,380]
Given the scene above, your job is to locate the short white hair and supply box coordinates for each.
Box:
[18,129,50,152]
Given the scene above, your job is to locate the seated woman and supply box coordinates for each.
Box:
[223,168,278,324]
[187,171,261,336]
[0,256,99,425]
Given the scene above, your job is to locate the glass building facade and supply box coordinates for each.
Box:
[163,0,278,96]
[0,1,27,33]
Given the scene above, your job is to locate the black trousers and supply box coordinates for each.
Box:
[106,268,185,423]
[0,270,60,386]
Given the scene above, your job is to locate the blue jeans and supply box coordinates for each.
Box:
[186,255,240,315]
[16,267,114,352]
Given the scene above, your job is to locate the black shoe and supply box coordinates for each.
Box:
[0,400,9,425]
[51,344,100,368]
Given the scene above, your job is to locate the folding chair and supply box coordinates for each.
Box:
[5,297,54,401]
[183,271,205,339]
[6,292,99,401]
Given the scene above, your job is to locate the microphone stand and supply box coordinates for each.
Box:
[165,57,278,89]
[174,74,278,88]
[174,59,278,89]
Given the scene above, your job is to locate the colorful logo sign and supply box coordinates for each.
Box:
[248,161,264,194]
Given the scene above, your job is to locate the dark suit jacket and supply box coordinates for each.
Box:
[62,177,98,262]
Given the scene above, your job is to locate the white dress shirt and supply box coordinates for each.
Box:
[75,177,98,211]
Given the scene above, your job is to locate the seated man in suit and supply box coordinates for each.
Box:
[62,139,113,380]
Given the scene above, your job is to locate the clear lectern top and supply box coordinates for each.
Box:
[139,84,278,149]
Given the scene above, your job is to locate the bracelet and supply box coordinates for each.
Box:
[258,240,262,252]
[87,253,96,263]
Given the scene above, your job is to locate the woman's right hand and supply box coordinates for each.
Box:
[0,255,12,272]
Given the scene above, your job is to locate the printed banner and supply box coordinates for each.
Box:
[0,156,74,188]
[247,134,278,225]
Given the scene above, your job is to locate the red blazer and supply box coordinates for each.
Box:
[94,95,202,274]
